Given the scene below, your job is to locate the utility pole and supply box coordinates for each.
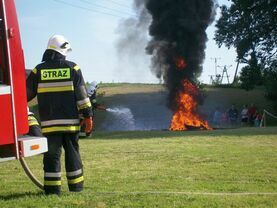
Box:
[210,57,221,75]
[233,59,240,84]
[217,65,232,84]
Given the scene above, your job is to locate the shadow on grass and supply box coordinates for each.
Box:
[0,191,44,201]
[82,127,277,140]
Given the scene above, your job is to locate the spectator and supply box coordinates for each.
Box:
[254,111,263,127]
[241,104,249,126]
[248,103,257,125]
[228,104,238,126]
[221,111,229,126]
[213,107,221,127]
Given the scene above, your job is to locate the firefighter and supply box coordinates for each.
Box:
[26,35,92,195]
[80,81,106,136]
[86,82,104,108]
[27,107,43,137]
[87,81,106,112]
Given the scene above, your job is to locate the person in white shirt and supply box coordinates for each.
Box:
[241,105,249,126]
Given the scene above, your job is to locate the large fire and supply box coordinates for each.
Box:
[170,57,211,131]
[170,79,211,130]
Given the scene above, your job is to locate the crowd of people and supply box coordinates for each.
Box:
[212,103,263,128]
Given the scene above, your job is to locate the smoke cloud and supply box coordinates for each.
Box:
[145,0,216,109]
[116,1,150,57]
[115,1,154,83]
[117,1,215,105]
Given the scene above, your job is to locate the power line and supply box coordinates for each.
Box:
[105,0,133,10]
[77,0,136,17]
[53,0,129,19]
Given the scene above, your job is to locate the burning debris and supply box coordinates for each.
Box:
[170,79,212,131]
[118,0,216,130]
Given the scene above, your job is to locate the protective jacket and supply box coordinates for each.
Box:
[26,52,92,135]
[28,113,43,137]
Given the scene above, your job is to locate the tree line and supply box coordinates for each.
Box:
[214,0,276,111]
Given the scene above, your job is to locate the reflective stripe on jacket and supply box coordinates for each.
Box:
[28,114,39,126]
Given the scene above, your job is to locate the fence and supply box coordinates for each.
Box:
[260,110,277,127]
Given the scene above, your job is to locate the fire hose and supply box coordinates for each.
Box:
[19,157,44,190]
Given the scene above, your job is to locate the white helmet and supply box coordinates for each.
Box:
[91,81,98,89]
[47,35,72,56]
[86,81,98,96]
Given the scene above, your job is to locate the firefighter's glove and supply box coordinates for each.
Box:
[81,117,93,133]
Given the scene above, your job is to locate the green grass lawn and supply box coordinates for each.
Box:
[1,127,277,207]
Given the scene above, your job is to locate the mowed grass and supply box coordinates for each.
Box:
[1,127,277,207]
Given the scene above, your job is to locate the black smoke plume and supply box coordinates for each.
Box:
[116,0,215,109]
[144,0,215,109]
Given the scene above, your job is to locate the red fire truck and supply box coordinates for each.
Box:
[0,0,47,189]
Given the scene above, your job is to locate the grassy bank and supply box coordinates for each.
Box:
[1,127,276,207]
[28,83,277,129]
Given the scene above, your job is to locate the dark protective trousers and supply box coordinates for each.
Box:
[43,133,84,195]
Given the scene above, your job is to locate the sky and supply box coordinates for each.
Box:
[14,0,238,84]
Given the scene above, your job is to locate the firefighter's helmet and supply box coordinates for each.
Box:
[47,35,72,56]
[87,81,98,97]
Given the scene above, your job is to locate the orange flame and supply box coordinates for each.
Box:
[175,57,187,70]
[170,79,211,131]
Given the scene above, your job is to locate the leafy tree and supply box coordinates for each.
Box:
[239,52,263,90]
[214,0,277,81]
[215,0,277,111]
